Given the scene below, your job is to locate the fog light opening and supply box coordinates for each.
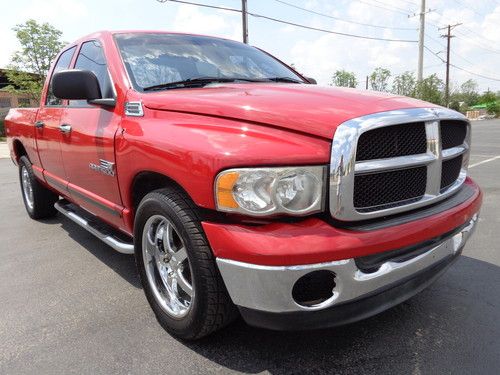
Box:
[292,270,336,307]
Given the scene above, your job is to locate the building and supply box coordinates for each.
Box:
[0,69,39,118]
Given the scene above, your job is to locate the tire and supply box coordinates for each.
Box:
[18,156,58,219]
[134,187,237,340]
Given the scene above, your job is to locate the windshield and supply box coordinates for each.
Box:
[114,33,304,91]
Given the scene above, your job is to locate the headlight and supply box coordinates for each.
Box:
[215,166,326,216]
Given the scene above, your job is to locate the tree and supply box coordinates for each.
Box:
[449,100,461,112]
[369,67,391,92]
[391,71,416,97]
[486,101,500,117]
[479,90,497,105]
[5,20,65,103]
[459,79,479,106]
[415,74,444,105]
[331,69,358,88]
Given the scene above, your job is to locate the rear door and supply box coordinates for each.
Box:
[59,40,124,226]
[36,46,76,190]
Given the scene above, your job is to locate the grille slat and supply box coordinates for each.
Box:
[354,167,427,210]
[441,155,463,191]
[440,120,467,149]
[356,122,427,161]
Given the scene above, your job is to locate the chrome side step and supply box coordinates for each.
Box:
[54,200,134,255]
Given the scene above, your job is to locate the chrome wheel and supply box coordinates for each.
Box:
[21,165,34,210]
[142,215,193,319]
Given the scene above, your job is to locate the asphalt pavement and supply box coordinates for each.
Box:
[0,121,499,374]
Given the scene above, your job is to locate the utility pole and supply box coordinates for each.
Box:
[417,0,426,82]
[440,23,462,107]
[242,0,248,44]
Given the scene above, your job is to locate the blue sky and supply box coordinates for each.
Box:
[1,0,499,92]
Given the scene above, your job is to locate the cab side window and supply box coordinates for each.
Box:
[70,40,113,106]
[45,46,76,106]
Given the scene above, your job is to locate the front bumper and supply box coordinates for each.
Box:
[217,215,478,330]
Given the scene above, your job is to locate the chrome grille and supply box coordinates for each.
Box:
[354,166,427,211]
[329,108,470,221]
[356,122,427,161]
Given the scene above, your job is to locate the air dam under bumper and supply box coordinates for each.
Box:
[216,215,478,330]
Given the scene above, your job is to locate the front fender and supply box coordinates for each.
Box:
[116,108,331,230]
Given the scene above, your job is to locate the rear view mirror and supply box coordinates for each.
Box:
[52,70,102,100]
[305,77,317,84]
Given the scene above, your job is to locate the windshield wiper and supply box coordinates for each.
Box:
[265,77,303,83]
[143,77,263,91]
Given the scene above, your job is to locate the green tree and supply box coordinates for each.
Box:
[479,90,497,105]
[486,102,500,117]
[5,20,65,103]
[449,100,461,112]
[391,71,416,97]
[369,67,391,92]
[415,74,444,105]
[331,69,358,88]
[459,79,480,106]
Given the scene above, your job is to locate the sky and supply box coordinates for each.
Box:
[1,0,499,92]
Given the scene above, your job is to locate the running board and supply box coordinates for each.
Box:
[54,200,134,255]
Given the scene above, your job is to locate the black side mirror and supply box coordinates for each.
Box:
[53,70,102,100]
[305,77,317,84]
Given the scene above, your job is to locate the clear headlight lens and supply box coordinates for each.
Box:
[215,166,325,216]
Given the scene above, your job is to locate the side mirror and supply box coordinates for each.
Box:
[305,77,317,84]
[52,70,102,100]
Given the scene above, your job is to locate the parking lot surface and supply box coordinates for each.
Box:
[0,121,499,374]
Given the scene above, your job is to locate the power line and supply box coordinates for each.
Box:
[425,45,446,63]
[273,0,417,30]
[451,64,500,82]
[424,62,445,69]
[428,8,500,54]
[455,30,500,55]
[355,0,410,15]
[156,0,239,12]
[157,0,418,42]
[451,0,488,18]
[248,12,417,42]
[399,0,419,6]
[368,0,413,13]
[425,45,500,82]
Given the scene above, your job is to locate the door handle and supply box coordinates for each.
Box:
[59,124,72,134]
[34,121,44,129]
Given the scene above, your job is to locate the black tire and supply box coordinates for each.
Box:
[134,187,238,340]
[18,156,58,219]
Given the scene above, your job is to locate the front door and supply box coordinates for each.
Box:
[36,46,76,190]
[59,40,124,228]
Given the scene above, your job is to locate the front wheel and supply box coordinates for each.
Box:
[134,188,237,340]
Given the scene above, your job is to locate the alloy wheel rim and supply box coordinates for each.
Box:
[142,215,193,319]
[21,166,34,210]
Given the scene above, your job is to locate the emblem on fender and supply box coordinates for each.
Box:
[89,159,115,176]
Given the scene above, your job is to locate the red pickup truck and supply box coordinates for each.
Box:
[5,31,482,340]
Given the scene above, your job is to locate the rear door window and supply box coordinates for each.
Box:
[45,46,76,106]
[69,40,114,106]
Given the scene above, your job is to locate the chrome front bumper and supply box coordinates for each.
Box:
[217,215,478,314]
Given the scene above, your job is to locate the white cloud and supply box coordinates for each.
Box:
[171,4,240,41]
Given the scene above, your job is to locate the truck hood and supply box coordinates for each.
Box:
[142,84,438,139]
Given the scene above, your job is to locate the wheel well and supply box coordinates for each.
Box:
[13,140,27,162]
[131,171,187,210]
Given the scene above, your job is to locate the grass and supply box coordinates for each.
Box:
[0,137,5,142]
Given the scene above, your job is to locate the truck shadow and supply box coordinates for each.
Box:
[54,213,141,288]
[181,256,499,374]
